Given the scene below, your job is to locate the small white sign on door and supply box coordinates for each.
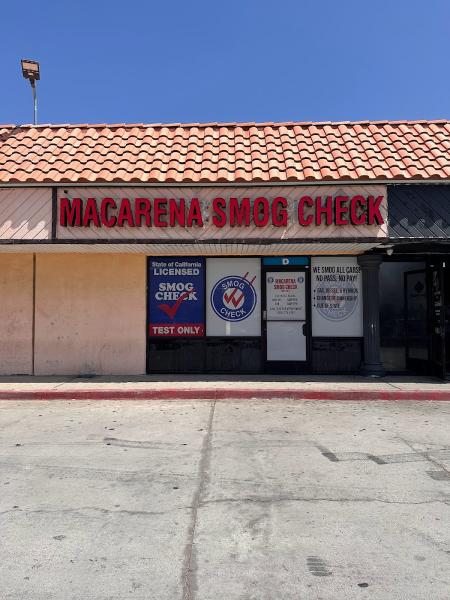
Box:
[266,272,306,320]
[266,321,307,361]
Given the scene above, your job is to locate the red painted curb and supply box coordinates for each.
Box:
[0,388,449,401]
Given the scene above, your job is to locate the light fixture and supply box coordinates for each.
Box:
[21,59,40,125]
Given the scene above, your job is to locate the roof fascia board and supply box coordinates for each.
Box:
[0,237,437,246]
[0,180,449,189]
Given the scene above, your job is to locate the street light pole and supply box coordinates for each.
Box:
[21,59,40,126]
[30,79,37,125]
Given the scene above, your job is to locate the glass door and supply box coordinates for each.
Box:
[264,268,310,373]
[404,269,429,373]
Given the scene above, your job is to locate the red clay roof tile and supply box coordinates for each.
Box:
[0,120,450,184]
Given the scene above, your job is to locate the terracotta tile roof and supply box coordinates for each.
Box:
[1,120,450,184]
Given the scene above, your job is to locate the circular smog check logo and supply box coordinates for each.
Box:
[211,274,257,322]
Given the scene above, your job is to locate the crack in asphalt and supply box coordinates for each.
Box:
[199,496,450,506]
[399,437,450,475]
[1,495,448,522]
[0,506,188,518]
[181,400,216,600]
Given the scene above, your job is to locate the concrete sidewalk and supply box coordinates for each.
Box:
[0,375,449,401]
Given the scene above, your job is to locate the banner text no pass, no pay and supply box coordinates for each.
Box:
[59,195,384,228]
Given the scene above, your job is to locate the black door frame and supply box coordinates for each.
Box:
[261,264,312,374]
[429,259,447,379]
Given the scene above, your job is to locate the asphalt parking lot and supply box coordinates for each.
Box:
[1,398,449,600]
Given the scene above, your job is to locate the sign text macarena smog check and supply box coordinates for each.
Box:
[59,195,385,228]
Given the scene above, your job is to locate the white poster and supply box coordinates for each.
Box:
[266,272,306,320]
[206,258,261,336]
[311,257,363,337]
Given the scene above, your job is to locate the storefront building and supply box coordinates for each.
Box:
[0,121,449,378]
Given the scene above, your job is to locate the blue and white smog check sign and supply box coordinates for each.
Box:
[206,258,261,336]
[210,274,257,322]
[148,257,205,337]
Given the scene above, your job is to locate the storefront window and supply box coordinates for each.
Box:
[379,261,426,372]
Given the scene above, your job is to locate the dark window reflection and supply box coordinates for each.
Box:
[379,261,425,371]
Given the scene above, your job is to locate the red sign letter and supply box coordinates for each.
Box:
[350,195,366,225]
[169,199,186,227]
[101,198,117,227]
[83,198,100,227]
[154,198,168,227]
[315,196,333,225]
[186,198,203,227]
[272,197,287,227]
[117,198,135,227]
[253,197,270,227]
[368,196,384,225]
[229,197,251,226]
[334,196,349,225]
[298,196,313,226]
[212,198,227,227]
[59,197,82,227]
[135,198,151,226]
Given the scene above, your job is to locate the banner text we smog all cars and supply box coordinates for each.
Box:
[148,258,205,337]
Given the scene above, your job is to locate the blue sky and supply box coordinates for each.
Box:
[2,0,450,125]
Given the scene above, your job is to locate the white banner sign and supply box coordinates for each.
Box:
[206,258,261,336]
[266,272,306,320]
[311,257,363,336]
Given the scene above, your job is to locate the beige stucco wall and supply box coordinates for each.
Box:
[35,254,146,375]
[0,254,33,375]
